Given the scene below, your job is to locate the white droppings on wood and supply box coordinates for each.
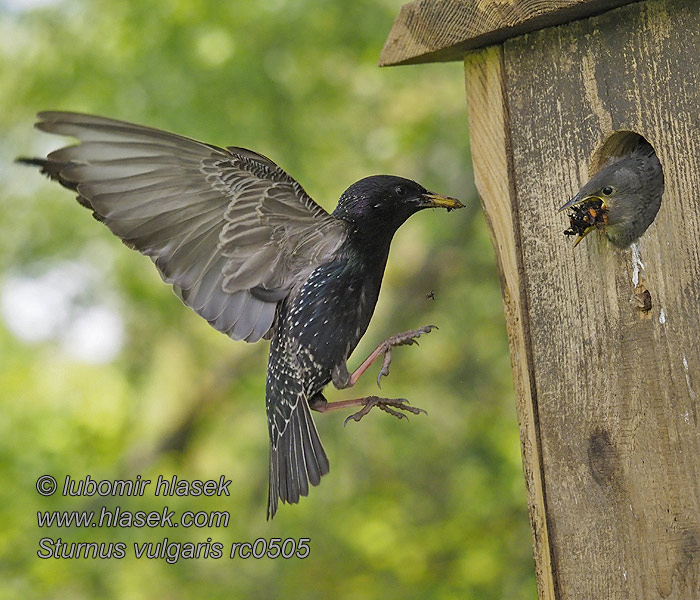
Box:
[631,242,644,287]
[659,308,666,324]
[682,355,697,402]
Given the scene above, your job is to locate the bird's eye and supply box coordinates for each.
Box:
[602,186,614,196]
[394,185,406,197]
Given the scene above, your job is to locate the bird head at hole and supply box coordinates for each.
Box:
[332,175,464,238]
[559,143,664,248]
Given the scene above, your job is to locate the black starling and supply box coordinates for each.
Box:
[18,112,464,519]
[559,142,664,248]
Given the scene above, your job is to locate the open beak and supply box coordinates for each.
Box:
[420,192,465,211]
[572,226,596,247]
[558,194,604,213]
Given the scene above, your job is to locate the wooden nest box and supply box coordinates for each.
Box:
[381,1,700,598]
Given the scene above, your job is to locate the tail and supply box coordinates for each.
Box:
[267,397,329,520]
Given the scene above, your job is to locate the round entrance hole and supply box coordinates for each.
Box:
[568,131,664,248]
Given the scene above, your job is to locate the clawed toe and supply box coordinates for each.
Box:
[386,325,438,348]
[375,325,437,388]
[343,396,427,426]
[376,351,392,388]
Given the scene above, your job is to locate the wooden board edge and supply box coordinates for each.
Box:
[463,46,557,599]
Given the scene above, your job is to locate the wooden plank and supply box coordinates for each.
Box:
[498,0,700,597]
[464,46,556,600]
[379,0,639,66]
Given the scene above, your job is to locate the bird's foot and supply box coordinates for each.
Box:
[383,324,437,349]
[374,325,437,387]
[339,325,438,390]
[343,396,427,426]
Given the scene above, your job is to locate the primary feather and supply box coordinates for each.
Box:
[27,111,346,342]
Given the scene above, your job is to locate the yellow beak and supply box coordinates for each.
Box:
[572,226,596,247]
[558,194,605,213]
[421,192,465,211]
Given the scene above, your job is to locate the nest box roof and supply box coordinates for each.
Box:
[379,0,640,66]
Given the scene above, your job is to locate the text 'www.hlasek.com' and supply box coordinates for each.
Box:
[35,474,310,563]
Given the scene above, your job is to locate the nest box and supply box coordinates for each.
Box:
[381,1,700,598]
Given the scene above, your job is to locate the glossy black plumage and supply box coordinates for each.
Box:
[18,112,463,518]
[267,179,405,517]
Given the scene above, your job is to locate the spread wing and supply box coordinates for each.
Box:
[27,111,348,342]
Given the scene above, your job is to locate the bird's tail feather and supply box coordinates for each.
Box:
[267,398,329,519]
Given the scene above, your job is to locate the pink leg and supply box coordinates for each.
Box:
[348,325,437,388]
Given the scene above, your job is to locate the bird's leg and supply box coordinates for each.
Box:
[309,393,426,426]
[320,325,436,424]
[332,325,437,390]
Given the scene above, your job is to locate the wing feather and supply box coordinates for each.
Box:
[28,111,347,342]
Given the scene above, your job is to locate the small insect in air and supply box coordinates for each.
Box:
[426,290,436,301]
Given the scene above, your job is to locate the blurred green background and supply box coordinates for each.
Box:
[0,0,535,598]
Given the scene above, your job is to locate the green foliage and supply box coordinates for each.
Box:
[0,0,535,598]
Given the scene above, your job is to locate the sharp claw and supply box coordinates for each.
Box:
[376,349,392,388]
[344,404,370,426]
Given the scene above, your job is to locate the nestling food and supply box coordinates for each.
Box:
[18,112,464,519]
[559,142,663,248]
[563,198,608,247]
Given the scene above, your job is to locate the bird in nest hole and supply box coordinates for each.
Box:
[559,141,663,248]
[18,112,464,519]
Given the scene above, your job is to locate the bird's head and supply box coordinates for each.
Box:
[333,175,463,241]
[559,146,663,248]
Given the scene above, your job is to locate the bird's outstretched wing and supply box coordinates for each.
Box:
[25,112,347,342]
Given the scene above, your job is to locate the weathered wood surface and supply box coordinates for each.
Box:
[464,46,556,600]
[379,0,638,66]
[464,0,700,597]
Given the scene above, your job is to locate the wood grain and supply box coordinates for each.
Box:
[464,46,556,600]
[379,0,638,66]
[495,0,700,596]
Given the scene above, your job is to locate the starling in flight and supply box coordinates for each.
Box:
[19,112,464,518]
[560,141,664,248]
